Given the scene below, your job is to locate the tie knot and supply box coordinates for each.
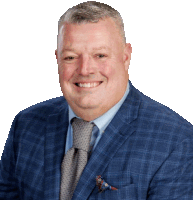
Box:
[72,118,94,151]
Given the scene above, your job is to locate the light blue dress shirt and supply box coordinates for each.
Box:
[65,82,130,154]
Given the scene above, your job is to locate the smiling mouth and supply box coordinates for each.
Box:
[75,81,103,88]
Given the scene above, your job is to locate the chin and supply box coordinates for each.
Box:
[75,100,99,109]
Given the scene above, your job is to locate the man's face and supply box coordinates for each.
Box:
[56,17,131,121]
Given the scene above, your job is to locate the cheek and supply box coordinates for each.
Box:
[59,65,75,81]
[98,61,115,78]
[99,59,120,80]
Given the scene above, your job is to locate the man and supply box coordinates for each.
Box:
[0,1,193,199]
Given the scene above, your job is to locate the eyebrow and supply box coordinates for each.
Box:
[60,48,75,56]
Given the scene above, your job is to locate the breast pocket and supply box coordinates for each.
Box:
[89,184,138,200]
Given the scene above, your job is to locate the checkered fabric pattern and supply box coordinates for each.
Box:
[0,81,193,200]
[60,118,94,200]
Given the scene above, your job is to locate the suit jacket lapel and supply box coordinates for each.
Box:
[72,81,141,200]
[44,99,69,199]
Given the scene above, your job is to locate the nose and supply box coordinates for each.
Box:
[77,55,95,76]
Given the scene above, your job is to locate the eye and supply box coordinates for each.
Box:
[96,54,106,58]
[64,56,75,60]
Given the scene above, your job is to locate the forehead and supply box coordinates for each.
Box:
[58,18,123,50]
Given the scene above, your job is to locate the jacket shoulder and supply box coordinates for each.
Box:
[130,83,193,133]
[18,96,67,117]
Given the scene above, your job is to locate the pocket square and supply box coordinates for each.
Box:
[96,175,118,193]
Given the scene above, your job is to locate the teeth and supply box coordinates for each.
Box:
[77,82,100,88]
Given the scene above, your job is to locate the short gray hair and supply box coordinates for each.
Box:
[58,1,126,43]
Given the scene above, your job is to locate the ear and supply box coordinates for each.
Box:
[55,49,58,59]
[123,43,132,71]
[55,49,60,74]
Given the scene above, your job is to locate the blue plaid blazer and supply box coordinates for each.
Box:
[0,81,193,199]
